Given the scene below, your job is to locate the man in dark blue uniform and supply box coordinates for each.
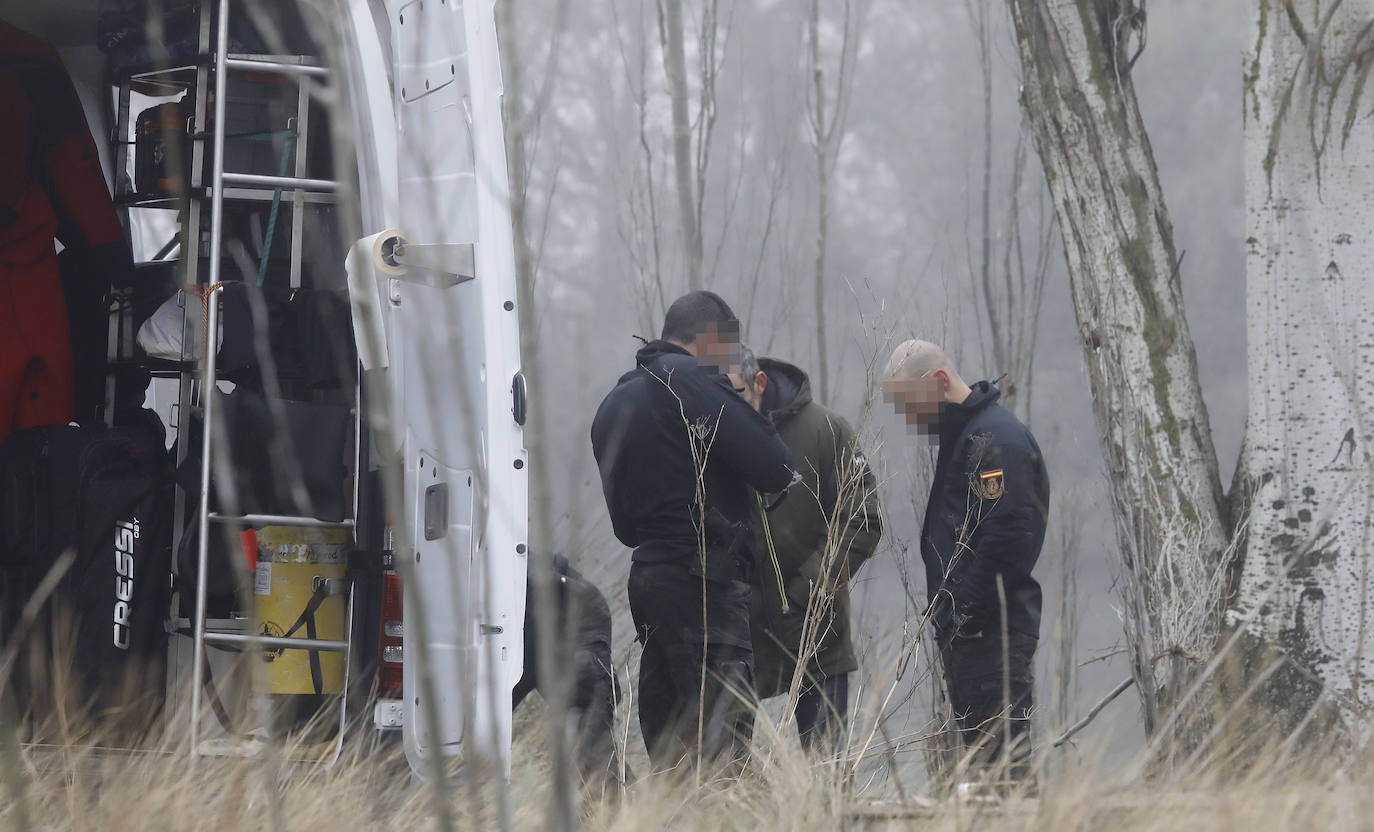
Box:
[591,291,794,773]
[883,339,1049,788]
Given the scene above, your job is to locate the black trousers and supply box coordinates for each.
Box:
[628,561,755,773]
[940,631,1036,782]
[795,673,848,756]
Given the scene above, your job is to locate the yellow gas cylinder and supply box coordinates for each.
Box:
[251,526,349,695]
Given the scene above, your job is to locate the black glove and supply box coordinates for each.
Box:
[760,469,803,512]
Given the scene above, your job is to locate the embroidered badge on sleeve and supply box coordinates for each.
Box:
[974,468,1005,500]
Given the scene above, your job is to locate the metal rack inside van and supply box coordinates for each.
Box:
[108,0,361,762]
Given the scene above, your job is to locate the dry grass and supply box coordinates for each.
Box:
[0,683,1363,832]
[2,743,1365,831]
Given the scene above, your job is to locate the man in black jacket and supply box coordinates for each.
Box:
[882,339,1049,787]
[591,291,794,773]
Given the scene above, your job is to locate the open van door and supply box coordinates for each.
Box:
[341,0,527,776]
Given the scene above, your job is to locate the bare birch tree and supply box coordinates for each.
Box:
[1232,0,1374,733]
[1005,0,1232,746]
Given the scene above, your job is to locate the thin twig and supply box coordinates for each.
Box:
[1052,677,1135,749]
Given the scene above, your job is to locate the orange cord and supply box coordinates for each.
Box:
[185,280,229,360]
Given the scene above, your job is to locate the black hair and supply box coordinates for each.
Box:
[660,290,739,345]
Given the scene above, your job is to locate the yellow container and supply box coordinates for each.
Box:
[252,526,349,695]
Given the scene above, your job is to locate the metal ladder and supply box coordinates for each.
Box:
[180,0,359,760]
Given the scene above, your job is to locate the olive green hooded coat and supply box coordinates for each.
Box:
[749,358,883,699]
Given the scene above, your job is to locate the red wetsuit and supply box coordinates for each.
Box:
[1,21,130,444]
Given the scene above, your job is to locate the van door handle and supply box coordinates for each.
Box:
[511,372,527,426]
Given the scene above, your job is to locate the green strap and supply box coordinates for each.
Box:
[757,492,790,614]
[256,130,296,286]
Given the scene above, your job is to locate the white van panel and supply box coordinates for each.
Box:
[343,0,526,776]
[404,451,475,754]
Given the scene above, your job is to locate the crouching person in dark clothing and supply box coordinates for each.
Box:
[882,340,1049,791]
[591,291,795,775]
[515,554,626,792]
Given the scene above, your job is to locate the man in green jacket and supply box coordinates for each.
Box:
[728,347,883,754]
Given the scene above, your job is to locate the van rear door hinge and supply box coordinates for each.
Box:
[374,699,404,729]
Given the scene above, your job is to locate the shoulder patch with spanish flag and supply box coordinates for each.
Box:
[973,468,1005,500]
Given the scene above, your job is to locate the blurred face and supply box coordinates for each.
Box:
[692,320,741,372]
[726,371,765,412]
[882,371,945,430]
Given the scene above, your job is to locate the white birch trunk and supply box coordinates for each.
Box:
[1236,0,1374,726]
[1007,0,1230,733]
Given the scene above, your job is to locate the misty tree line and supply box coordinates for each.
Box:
[497,0,1374,768]
[500,0,1061,554]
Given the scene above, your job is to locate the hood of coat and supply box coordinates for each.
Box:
[634,338,692,367]
[758,357,812,424]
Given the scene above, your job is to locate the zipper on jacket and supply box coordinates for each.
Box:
[756,492,789,614]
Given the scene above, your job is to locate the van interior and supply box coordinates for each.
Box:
[3,1,385,757]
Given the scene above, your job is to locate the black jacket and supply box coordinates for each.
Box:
[921,382,1047,640]
[590,340,794,563]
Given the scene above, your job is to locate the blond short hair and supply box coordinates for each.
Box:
[883,339,953,382]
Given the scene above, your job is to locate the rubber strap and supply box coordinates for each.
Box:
[200,653,251,739]
[281,582,329,696]
[304,598,322,696]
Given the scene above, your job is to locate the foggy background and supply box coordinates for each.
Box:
[0,0,1242,802]
[504,0,1243,780]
